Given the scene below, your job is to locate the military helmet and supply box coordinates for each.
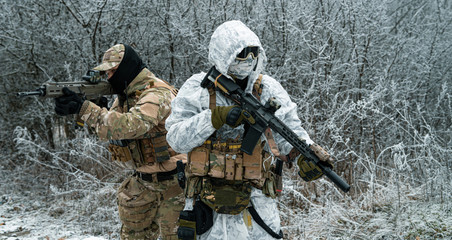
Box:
[93,44,125,71]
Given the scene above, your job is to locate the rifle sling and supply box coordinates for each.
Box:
[252,74,281,157]
[247,205,283,239]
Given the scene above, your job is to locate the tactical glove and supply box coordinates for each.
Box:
[211,105,254,130]
[54,87,84,116]
[297,143,334,182]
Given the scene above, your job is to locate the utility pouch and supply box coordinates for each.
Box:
[188,147,210,176]
[262,172,277,199]
[108,144,133,163]
[185,176,203,198]
[208,150,225,178]
[200,178,252,215]
[194,198,214,235]
[117,176,158,231]
[127,140,145,166]
[139,138,155,164]
[224,154,235,180]
[151,134,170,163]
[243,143,263,180]
[274,159,283,197]
[177,210,196,240]
[234,155,244,181]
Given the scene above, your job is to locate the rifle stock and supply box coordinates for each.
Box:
[202,66,350,193]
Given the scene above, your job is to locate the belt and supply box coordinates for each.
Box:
[134,168,178,182]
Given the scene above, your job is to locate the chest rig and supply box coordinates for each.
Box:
[108,80,178,169]
[185,75,281,215]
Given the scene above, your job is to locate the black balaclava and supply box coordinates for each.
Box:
[108,44,146,95]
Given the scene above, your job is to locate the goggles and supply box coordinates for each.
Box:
[236,46,259,60]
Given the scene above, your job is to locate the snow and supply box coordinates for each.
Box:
[1,182,451,239]
[0,194,113,240]
[0,184,120,240]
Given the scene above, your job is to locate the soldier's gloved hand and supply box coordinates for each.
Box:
[95,96,109,109]
[54,87,84,116]
[297,156,323,182]
[211,105,254,130]
[297,144,334,182]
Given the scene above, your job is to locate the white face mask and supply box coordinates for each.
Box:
[227,56,257,80]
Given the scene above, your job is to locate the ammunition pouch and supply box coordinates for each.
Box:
[108,132,172,169]
[187,140,265,181]
[262,170,278,199]
[185,139,277,215]
[109,140,135,168]
[148,133,171,163]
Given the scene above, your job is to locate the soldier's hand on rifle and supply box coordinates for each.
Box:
[297,143,334,182]
[310,143,334,168]
[211,105,254,129]
[54,87,85,116]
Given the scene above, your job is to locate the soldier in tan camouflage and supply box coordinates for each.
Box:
[54,44,186,240]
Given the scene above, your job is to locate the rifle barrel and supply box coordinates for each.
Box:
[17,91,44,97]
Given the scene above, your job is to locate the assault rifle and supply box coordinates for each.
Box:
[201,67,350,193]
[17,70,116,100]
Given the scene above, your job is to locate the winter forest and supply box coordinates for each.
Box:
[1,0,451,239]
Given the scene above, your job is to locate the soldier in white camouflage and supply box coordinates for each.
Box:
[165,21,334,239]
[54,44,185,240]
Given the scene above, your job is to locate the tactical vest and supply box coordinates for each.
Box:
[185,75,280,215]
[108,79,178,170]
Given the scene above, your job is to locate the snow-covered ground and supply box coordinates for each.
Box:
[0,193,117,240]
[0,184,121,240]
[1,186,450,240]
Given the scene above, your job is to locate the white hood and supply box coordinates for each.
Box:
[208,20,267,93]
[166,20,313,155]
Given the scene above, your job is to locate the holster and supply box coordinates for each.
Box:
[194,198,214,235]
[177,199,213,239]
[177,210,196,240]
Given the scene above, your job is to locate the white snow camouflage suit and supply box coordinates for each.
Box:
[165,20,314,239]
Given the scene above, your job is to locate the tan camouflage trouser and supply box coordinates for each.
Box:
[117,174,184,240]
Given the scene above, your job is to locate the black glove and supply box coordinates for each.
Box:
[54,87,84,116]
[95,96,109,109]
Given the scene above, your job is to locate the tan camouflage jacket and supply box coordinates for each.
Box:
[79,68,185,173]
[79,68,172,140]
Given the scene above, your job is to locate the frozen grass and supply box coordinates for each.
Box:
[279,167,451,240]
[1,127,450,239]
[0,188,120,240]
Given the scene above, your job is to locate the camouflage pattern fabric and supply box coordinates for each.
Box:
[93,44,125,71]
[79,67,184,238]
[118,175,184,240]
[200,178,252,215]
[79,68,173,141]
